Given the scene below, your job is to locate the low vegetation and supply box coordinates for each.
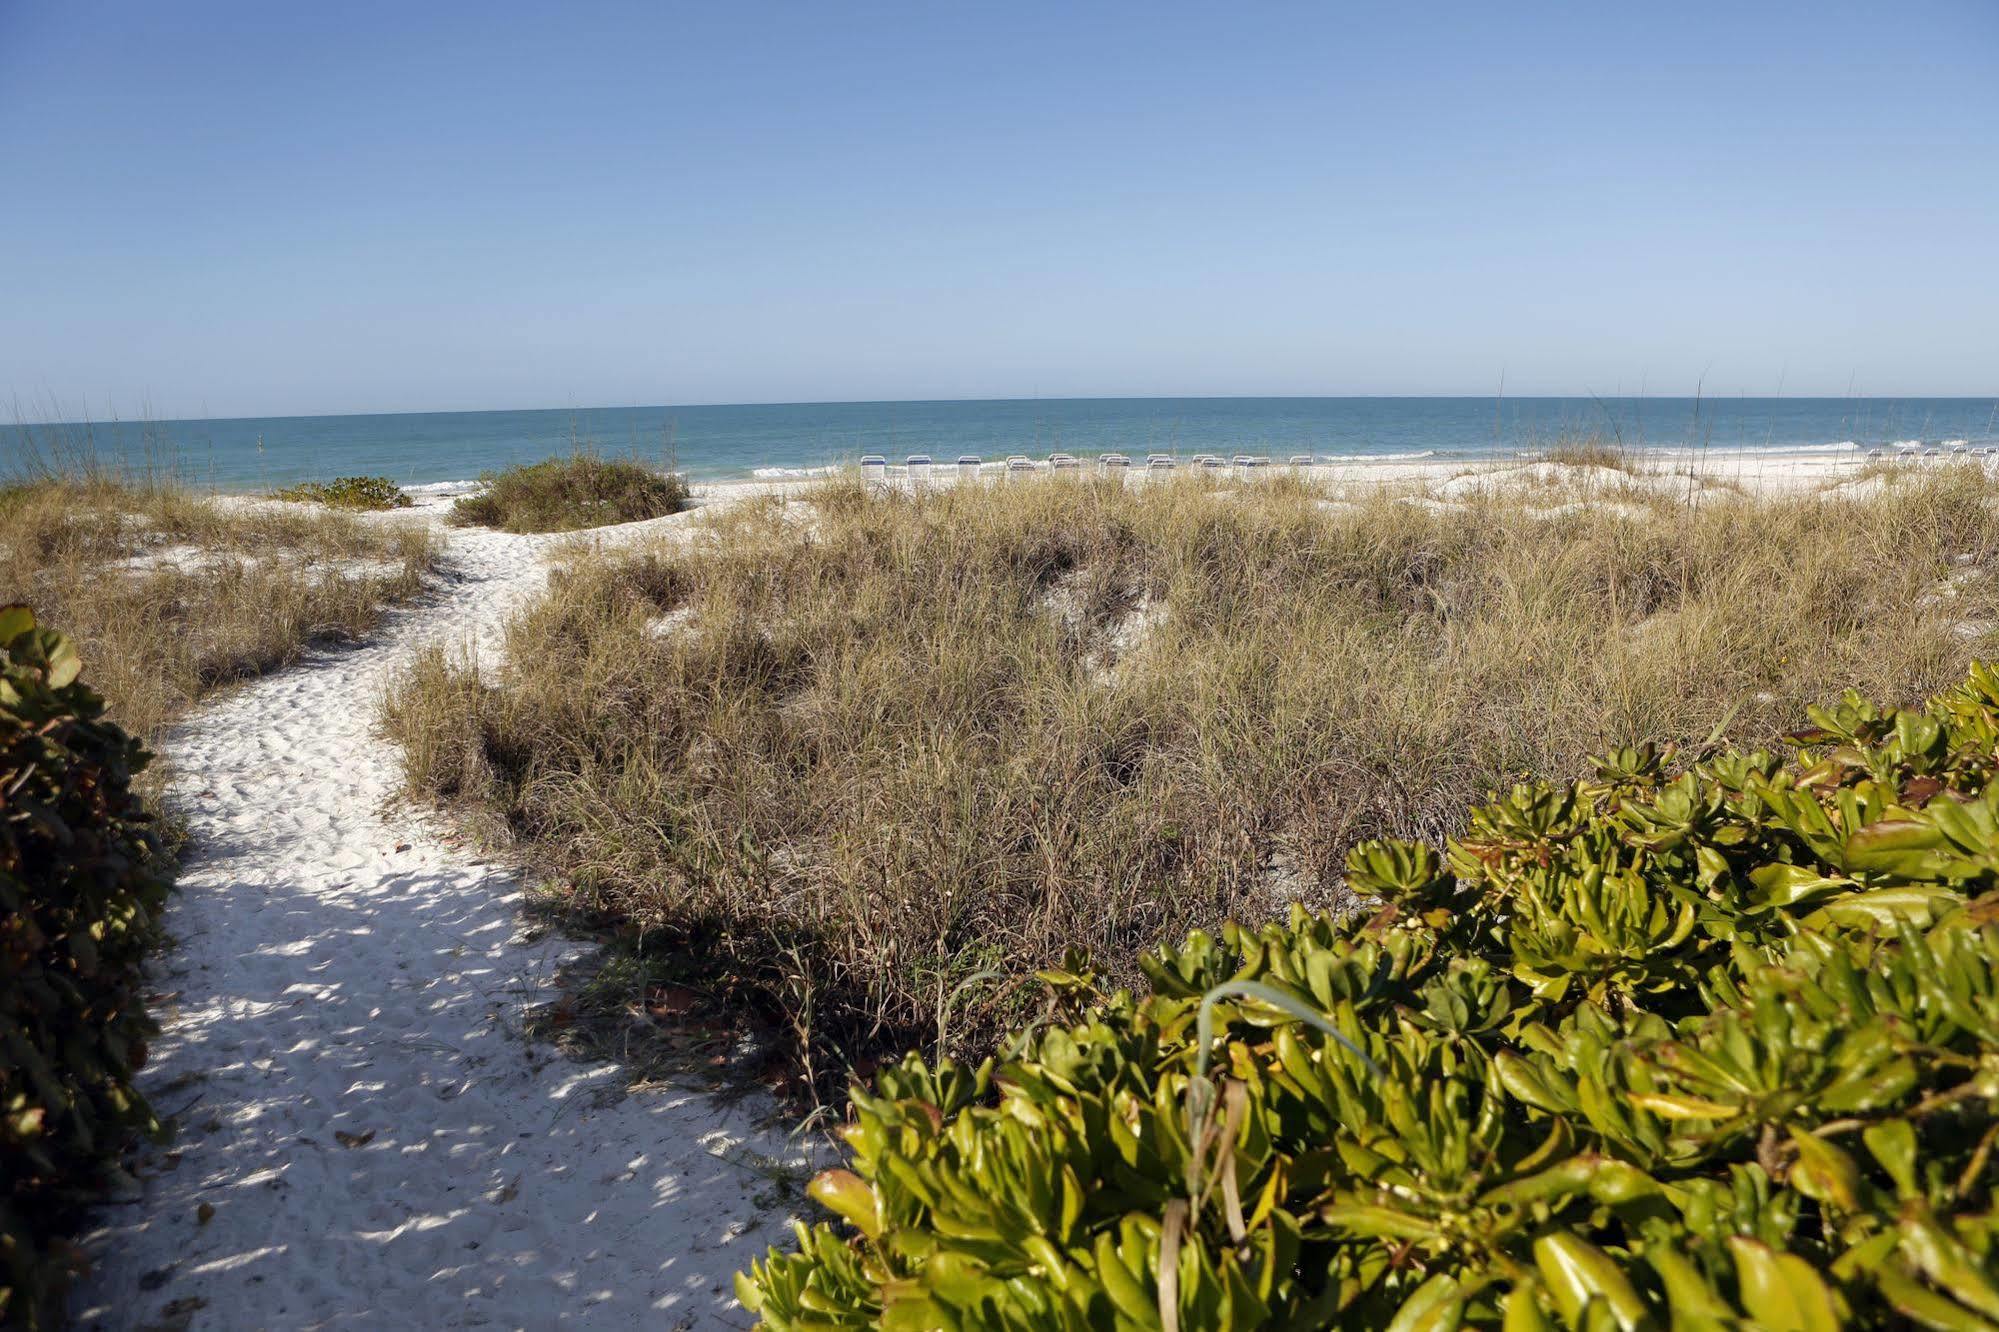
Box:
[383,467,1999,1092]
[1,608,169,1328]
[448,452,690,533]
[741,663,1999,1328]
[1537,438,1636,472]
[2,472,436,773]
[270,474,411,510]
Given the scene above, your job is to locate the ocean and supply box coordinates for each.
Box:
[6,397,1998,493]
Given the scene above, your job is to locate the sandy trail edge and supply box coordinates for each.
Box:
[74,493,811,1331]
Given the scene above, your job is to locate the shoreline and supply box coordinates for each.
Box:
[320,446,1971,529]
[325,440,1999,513]
[679,445,1950,504]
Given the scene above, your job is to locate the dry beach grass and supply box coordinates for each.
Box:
[2,471,436,771]
[449,450,691,533]
[383,462,1999,1092]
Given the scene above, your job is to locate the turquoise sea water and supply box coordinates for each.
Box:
[6,397,1998,492]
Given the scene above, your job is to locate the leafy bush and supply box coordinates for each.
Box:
[271,475,411,510]
[740,662,1999,1329]
[449,453,690,533]
[0,607,168,1327]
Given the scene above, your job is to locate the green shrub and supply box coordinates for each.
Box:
[448,453,690,533]
[270,475,412,511]
[0,607,167,1328]
[739,662,1999,1329]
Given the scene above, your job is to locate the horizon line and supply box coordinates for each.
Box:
[10,389,1999,429]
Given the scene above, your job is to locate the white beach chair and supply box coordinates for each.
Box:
[1048,452,1080,471]
[1098,452,1132,473]
[1197,454,1225,471]
[1147,454,1177,471]
[906,454,933,487]
[1287,454,1314,467]
[957,454,982,483]
[860,454,888,486]
[1005,455,1036,479]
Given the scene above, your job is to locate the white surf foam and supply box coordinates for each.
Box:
[752,464,841,479]
[1315,449,1439,462]
[1745,441,1861,455]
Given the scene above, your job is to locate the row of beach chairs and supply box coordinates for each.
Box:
[1864,440,1998,461]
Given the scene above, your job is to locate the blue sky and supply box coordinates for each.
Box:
[2,0,1994,418]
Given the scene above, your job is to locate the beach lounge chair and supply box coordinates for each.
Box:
[860,454,888,485]
[1049,452,1080,471]
[957,454,982,482]
[1005,455,1036,478]
[1197,454,1225,470]
[1098,452,1132,472]
[905,454,934,487]
[1287,454,1314,467]
[1147,455,1177,471]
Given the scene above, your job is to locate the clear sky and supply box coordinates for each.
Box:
[2,0,1994,419]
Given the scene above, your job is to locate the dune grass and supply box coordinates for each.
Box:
[449,452,690,533]
[1535,437,1637,471]
[3,470,436,779]
[271,474,412,511]
[383,465,1999,1092]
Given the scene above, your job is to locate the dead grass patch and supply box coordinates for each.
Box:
[3,473,437,789]
[384,469,1999,1092]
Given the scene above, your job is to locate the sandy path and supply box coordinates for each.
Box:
[74,501,809,1331]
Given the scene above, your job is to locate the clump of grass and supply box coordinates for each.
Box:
[384,469,1999,1092]
[449,452,690,533]
[1537,437,1635,471]
[272,475,412,510]
[3,471,437,786]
